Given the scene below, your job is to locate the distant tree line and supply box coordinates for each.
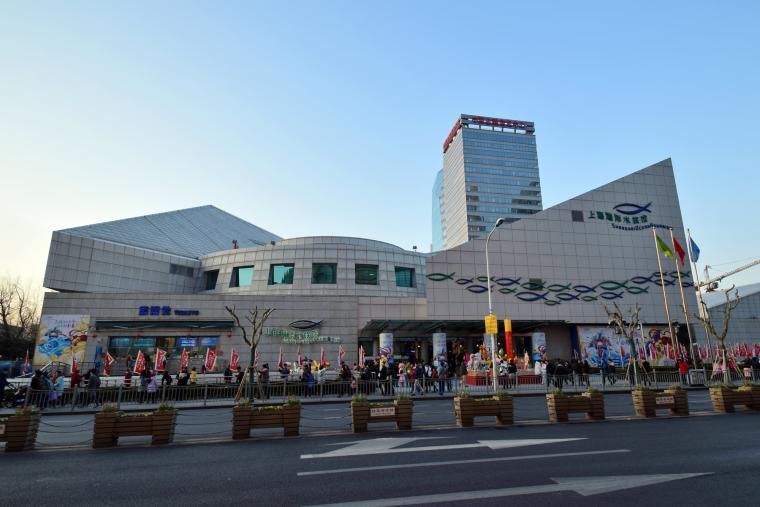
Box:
[0,276,40,360]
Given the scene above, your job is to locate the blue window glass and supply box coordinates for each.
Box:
[312,263,337,284]
[230,266,254,287]
[394,267,416,288]
[355,264,378,285]
[269,263,294,285]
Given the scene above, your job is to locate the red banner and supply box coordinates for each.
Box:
[320,347,326,368]
[278,347,283,369]
[504,319,513,359]
[297,346,302,367]
[180,348,189,371]
[155,348,167,372]
[204,348,216,371]
[133,350,146,375]
[230,349,240,371]
[104,352,115,376]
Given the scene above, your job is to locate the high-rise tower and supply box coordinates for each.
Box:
[434,114,542,250]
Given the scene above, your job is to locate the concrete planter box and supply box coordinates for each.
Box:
[232,404,301,439]
[0,413,41,452]
[454,395,513,428]
[93,410,177,448]
[351,399,414,433]
[709,386,760,413]
[546,392,604,422]
[631,388,689,417]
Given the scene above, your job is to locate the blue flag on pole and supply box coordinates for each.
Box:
[690,238,700,262]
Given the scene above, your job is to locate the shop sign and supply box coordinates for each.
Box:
[138,306,200,316]
[370,406,395,417]
[178,337,197,348]
[656,395,675,406]
[264,327,341,344]
[484,314,497,335]
[586,202,671,232]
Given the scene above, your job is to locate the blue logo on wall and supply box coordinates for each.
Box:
[613,202,652,215]
[138,306,200,316]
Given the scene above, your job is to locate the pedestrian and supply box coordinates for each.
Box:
[224,364,233,384]
[87,368,101,407]
[52,370,65,407]
[190,367,198,385]
[258,363,270,399]
[398,362,407,393]
[161,370,173,386]
[437,359,446,395]
[508,359,517,388]
[235,367,245,385]
[123,369,132,388]
[146,370,158,403]
[678,359,689,385]
[413,362,424,396]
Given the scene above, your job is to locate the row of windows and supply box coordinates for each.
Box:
[463,139,538,153]
[468,207,537,222]
[466,175,541,187]
[204,263,418,289]
[467,200,541,212]
[466,194,542,206]
[465,165,539,179]
[464,157,538,169]
[463,130,536,145]
[462,147,539,161]
[465,185,542,197]
[170,264,195,277]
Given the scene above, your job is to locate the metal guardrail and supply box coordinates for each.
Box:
[5,370,760,412]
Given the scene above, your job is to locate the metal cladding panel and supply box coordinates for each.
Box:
[59,205,280,259]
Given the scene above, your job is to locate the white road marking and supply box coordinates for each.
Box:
[301,437,585,459]
[297,448,630,476]
[303,473,711,506]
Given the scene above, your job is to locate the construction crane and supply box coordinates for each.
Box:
[700,258,760,290]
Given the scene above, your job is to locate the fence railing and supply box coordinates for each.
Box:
[5,368,758,412]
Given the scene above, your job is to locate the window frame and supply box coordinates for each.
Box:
[394,266,416,288]
[311,262,338,284]
[229,265,255,288]
[355,264,379,286]
[268,263,295,285]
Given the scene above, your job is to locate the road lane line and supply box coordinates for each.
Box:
[297,448,630,476]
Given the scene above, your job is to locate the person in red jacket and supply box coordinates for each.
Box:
[678,359,689,384]
[123,369,132,388]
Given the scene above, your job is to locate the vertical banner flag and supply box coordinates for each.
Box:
[656,234,674,258]
[133,350,146,375]
[504,319,513,359]
[104,352,115,376]
[320,346,326,368]
[359,345,365,367]
[278,346,284,369]
[180,348,189,371]
[254,350,261,368]
[339,344,345,365]
[297,346,302,367]
[672,238,686,267]
[204,348,217,371]
[155,348,167,372]
[23,349,30,375]
[72,354,79,375]
[230,349,240,371]
[689,237,700,262]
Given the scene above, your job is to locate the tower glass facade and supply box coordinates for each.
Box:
[437,114,542,249]
[431,169,444,252]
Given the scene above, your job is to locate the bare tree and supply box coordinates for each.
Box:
[693,286,740,382]
[225,305,275,401]
[604,302,641,385]
[0,276,40,359]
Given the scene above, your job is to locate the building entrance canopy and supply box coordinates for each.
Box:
[359,319,565,338]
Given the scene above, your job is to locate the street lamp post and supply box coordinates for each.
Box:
[486,218,506,393]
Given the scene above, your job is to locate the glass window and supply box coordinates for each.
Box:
[571,210,584,222]
[395,267,416,288]
[204,269,219,290]
[269,263,294,285]
[230,266,254,287]
[312,263,337,284]
[170,264,194,277]
[355,264,378,285]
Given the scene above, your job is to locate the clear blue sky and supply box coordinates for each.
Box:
[1,0,759,288]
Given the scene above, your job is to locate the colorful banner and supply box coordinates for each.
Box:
[230,349,240,371]
[379,333,393,357]
[433,333,447,357]
[577,326,629,367]
[641,325,676,367]
[531,332,546,362]
[34,315,91,367]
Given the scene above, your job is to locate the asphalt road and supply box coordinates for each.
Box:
[2,411,758,506]
[27,390,717,448]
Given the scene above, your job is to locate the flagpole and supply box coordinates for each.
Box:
[652,228,675,352]
[687,228,713,361]
[669,228,696,369]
